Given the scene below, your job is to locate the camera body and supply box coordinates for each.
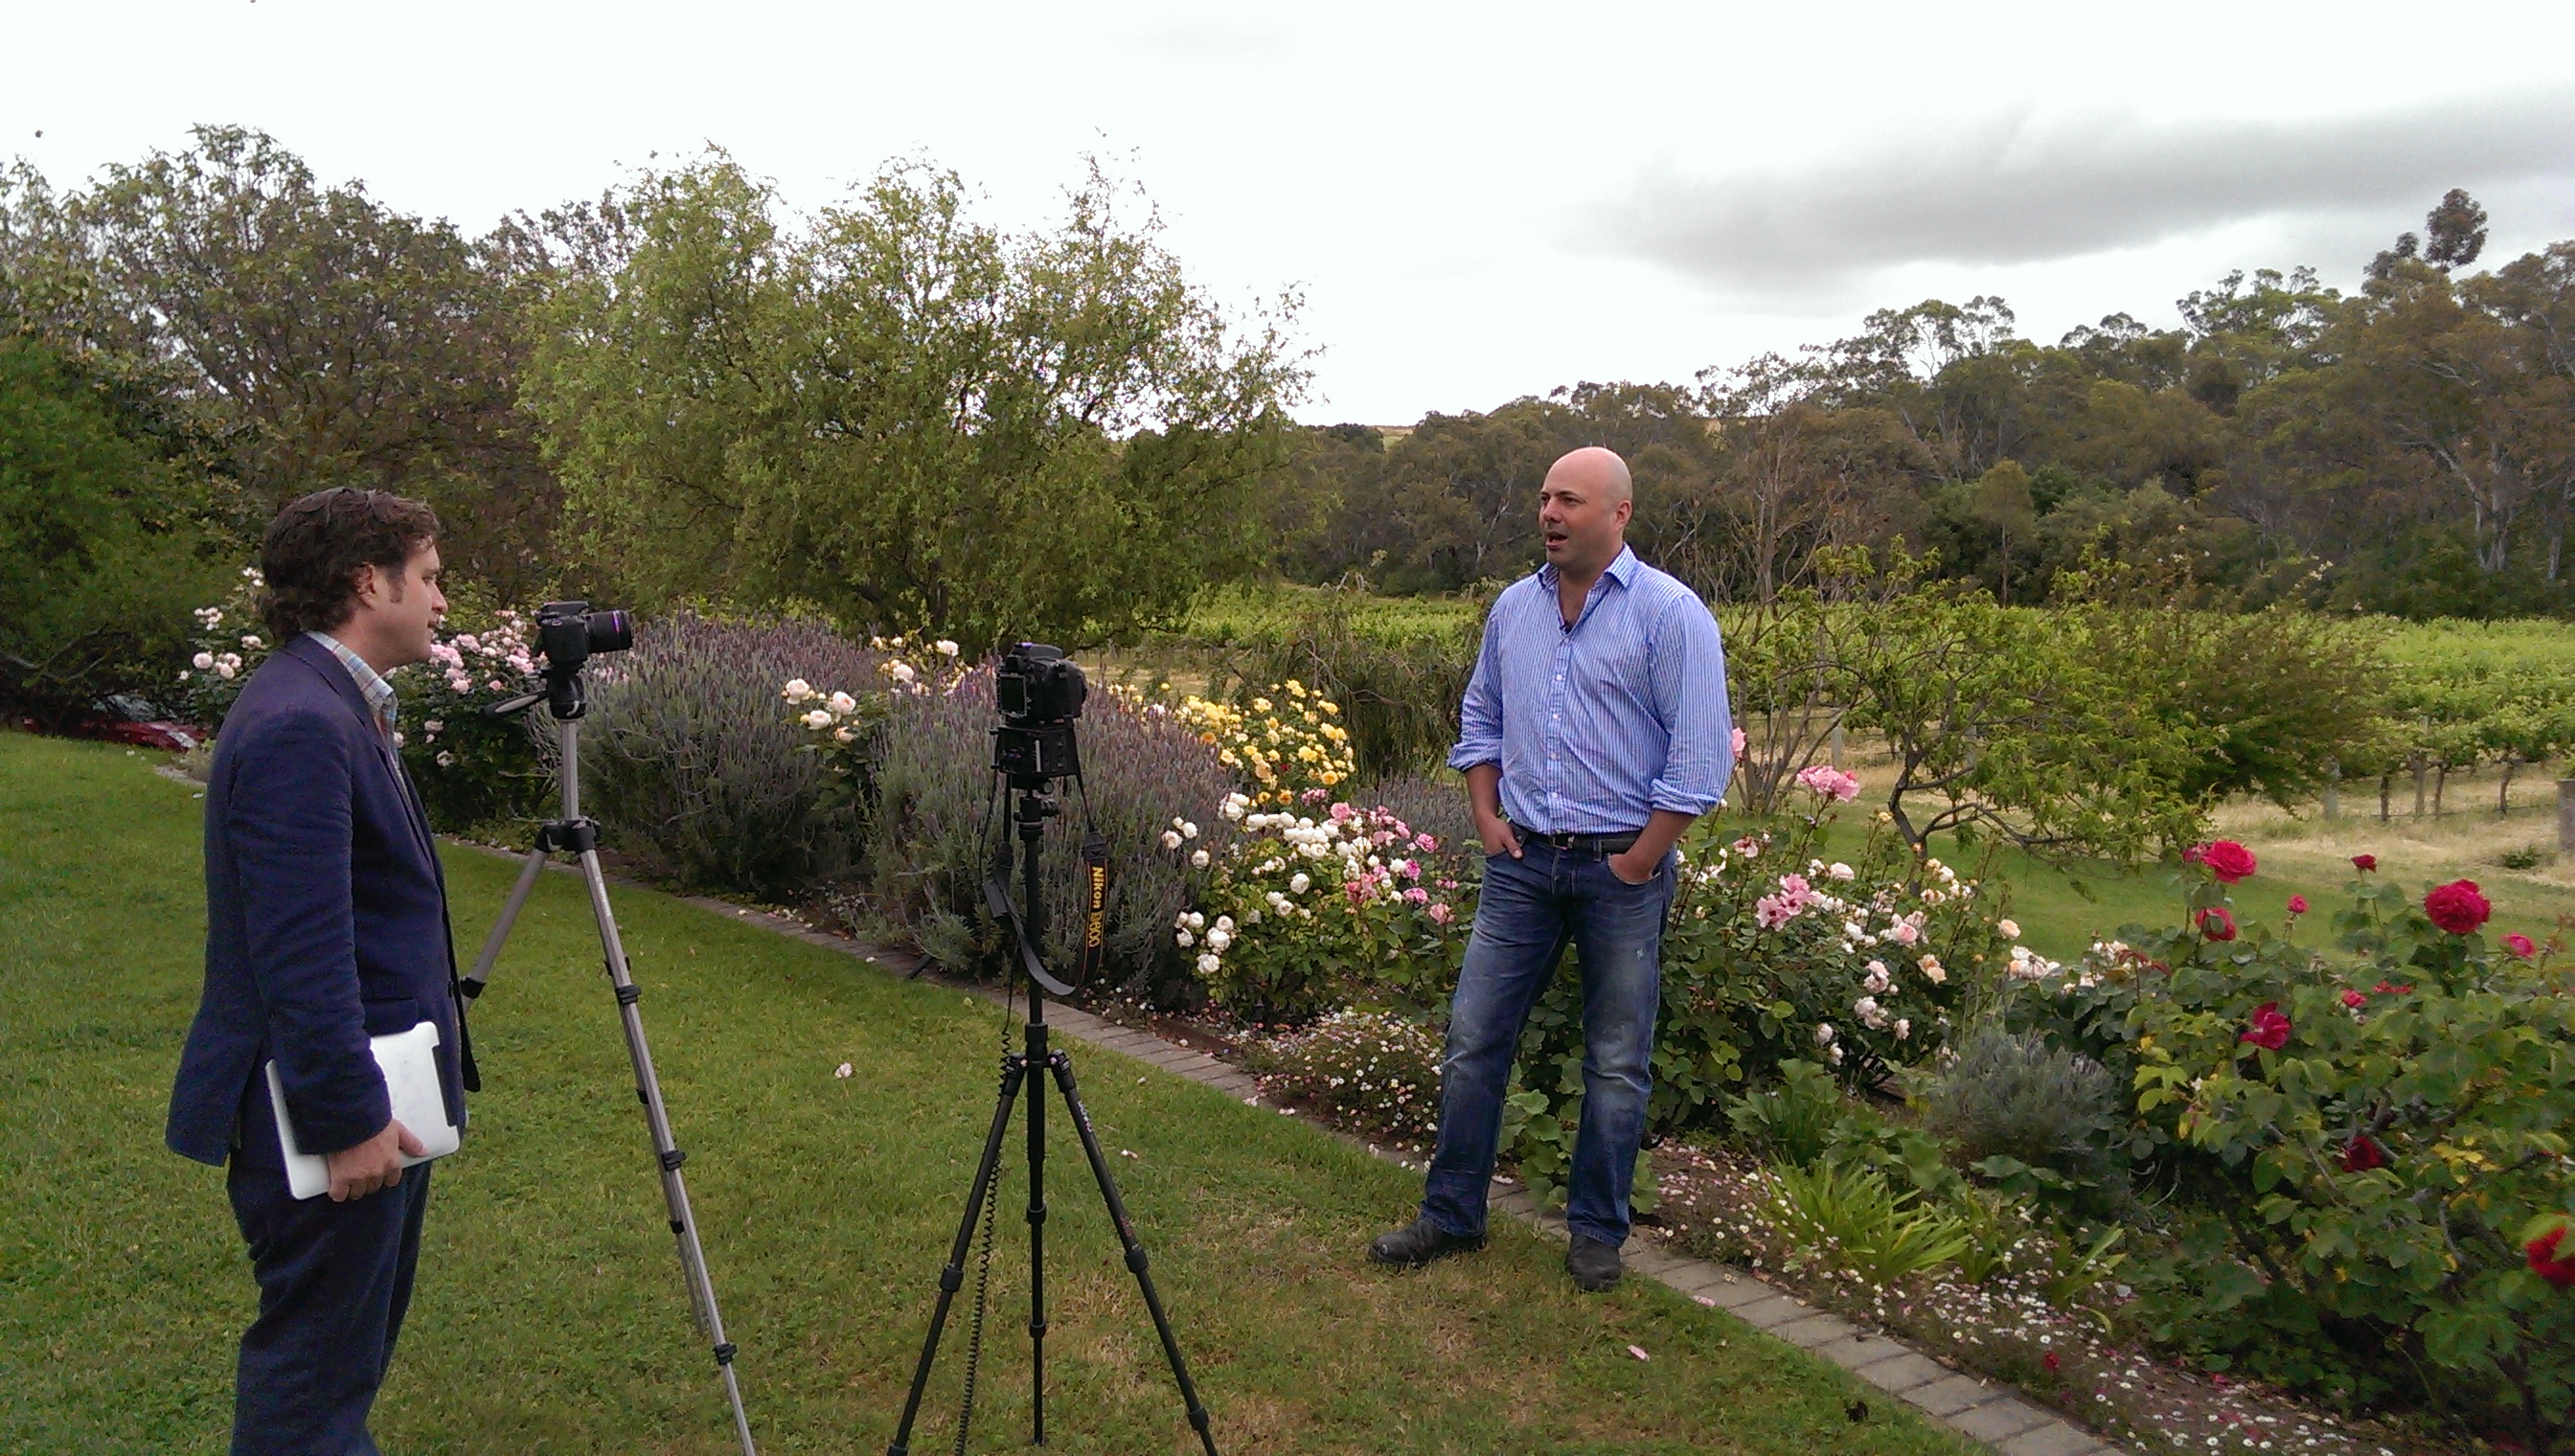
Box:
[536,601,633,676]
[992,642,1084,785]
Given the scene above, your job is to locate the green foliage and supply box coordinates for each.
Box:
[1723,1058,1845,1168]
[1920,1026,2124,1197]
[0,336,226,724]
[1769,1159,1972,1288]
[1206,586,1486,780]
[524,153,1304,657]
[2013,860,2575,1445]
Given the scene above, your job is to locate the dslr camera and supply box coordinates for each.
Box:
[536,601,633,675]
[992,643,1085,785]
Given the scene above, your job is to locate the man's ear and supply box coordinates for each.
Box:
[350,562,380,614]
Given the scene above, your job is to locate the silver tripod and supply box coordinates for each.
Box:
[464,676,757,1456]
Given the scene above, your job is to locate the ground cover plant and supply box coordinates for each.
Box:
[0,730,1989,1454]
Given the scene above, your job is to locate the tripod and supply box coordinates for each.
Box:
[463,657,757,1456]
[885,767,1219,1456]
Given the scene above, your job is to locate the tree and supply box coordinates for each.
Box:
[0,335,229,724]
[61,126,561,596]
[525,154,1305,653]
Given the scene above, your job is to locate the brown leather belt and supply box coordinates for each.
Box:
[1511,822,1642,855]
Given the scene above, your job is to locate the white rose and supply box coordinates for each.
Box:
[935,640,959,657]
[828,691,858,715]
[1814,1022,1835,1045]
[1205,929,1231,952]
[193,652,216,671]
[783,678,814,701]
[1186,912,1205,930]
[436,751,455,767]
[1895,1018,1911,1040]
[1828,862,1856,881]
[1161,830,1183,850]
[1997,919,2020,940]
[889,662,917,684]
[1190,849,1211,869]
[1196,952,1222,976]
[1175,928,1195,947]
[1181,821,1199,839]
[1215,915,1235,933]
[833,725,855,743]
[1289,873,1310,894]
[803,709,833,729]
[215,662,237,679]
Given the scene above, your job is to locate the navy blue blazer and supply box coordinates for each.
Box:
[169,634,474,1167]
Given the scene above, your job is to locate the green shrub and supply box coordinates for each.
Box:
[0,335,227,726]
[1215,588,1483,780]
[1723,1058,1846,1168]
[1920,1026,2125,1198]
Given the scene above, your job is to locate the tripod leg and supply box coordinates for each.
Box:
[575,850,759,1456]
[1049,1054,1220,1456]
[461,844,549,995]
[888,1057,1029,1456]
[1024,1018,1050,1447]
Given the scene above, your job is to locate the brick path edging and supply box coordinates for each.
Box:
[464,840,2131,1456]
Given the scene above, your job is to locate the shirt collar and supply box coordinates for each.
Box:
[1538,544,1641,592]
[308,631,399,734]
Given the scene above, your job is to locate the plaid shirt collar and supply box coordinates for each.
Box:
[308,631,399,737]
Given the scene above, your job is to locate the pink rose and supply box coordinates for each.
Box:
[2286,895,2309,915]
[2506,933,2538,958]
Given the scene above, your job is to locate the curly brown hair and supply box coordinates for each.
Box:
[258,488,443,640]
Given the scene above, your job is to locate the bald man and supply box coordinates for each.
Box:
[1369,445,1734,1291]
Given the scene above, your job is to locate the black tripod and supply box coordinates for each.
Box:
[888,647,1217,1455]
[461,603,756,1455]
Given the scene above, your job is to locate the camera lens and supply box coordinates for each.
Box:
[586,609,633,655]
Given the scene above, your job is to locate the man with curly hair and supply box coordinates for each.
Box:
[168,487,478,1454]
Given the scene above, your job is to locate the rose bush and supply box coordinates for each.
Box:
[2004,853,2575,1446]
[179,568,545,826]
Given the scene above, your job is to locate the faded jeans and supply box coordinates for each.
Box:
[1420,840,1674,1247]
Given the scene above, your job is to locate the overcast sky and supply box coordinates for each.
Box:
[9,1,2574,424]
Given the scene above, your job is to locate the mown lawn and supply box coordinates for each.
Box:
[0,731,1980,1455]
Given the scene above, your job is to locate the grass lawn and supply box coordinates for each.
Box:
[0,731,1981,1455]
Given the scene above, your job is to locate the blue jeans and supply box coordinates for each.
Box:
[1421,841,1673,1247]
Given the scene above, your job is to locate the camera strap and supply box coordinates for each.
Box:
[1077,827,1110,987]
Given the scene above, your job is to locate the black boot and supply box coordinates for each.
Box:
[1565,1234,1624,1292]
[1368,1217,1486,1267]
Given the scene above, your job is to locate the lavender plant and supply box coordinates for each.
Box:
[570,613,877,894]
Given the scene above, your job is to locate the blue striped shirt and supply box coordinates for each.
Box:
[1447,547,1734,834]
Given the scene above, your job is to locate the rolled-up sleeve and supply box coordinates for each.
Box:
[231,712,390,1154]
[1447,606,1507,773]
[1646,598,1734,815]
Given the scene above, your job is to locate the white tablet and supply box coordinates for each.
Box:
[264,1020,461,1200]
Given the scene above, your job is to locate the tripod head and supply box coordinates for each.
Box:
[490,601,633,722]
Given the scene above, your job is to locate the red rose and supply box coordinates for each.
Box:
[2287,895,2309,916]
[2352,854,2377,872]
[2042,1351,2061,1373]
[2506,933,2538,959]
[2191,840,2257,883]
[2529,1226,2575,1288]
[2340,989,2366,1008]
[2239,1001,2290,1050]
[2197,906,2238,942]
[2374,980,2412,995]
[2340,1135,2389,1172]
[2424,879,2493,936]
